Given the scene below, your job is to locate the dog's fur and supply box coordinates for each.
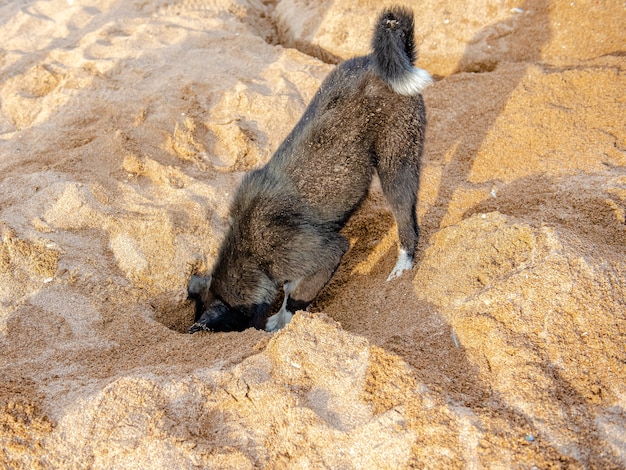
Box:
[188,6,432,333]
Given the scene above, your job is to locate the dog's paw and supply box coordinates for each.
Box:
[188,321,211,334]
[265,307,294,332]
[387,249,413,281]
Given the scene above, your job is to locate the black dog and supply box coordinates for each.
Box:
[188,6,432,333]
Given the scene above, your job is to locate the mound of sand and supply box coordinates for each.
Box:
[1,0,624,467]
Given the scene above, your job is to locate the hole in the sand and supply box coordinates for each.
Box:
[153,297,196,334]
[153,286,287,334]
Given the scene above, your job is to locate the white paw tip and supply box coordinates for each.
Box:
[265,308,294,332]
[386,249,413,282]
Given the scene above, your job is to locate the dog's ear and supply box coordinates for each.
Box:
[188,274,211,297]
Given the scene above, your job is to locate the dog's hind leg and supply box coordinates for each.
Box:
[377,158,420,281]
[265,234,348,332]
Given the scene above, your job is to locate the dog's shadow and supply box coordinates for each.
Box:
[311,186,397,312]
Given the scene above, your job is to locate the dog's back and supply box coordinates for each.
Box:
[189,6,432,333]
[266,6,430,226]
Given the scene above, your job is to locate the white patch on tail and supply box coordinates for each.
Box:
[389,67,433,96]
[265,279,300,332]
[387,248,413,281]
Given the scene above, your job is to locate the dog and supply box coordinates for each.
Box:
[188,6,432,333]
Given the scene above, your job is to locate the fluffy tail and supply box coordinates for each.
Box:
[372,6,433,96]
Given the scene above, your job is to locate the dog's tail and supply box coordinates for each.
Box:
[371,6,433,96]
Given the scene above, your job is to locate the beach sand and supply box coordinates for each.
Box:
[1,0,625,467]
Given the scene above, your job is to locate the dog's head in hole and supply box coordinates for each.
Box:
[187,274,270,333]
[188,5,431,333]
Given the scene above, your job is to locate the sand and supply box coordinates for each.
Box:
[0,0,625,468]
